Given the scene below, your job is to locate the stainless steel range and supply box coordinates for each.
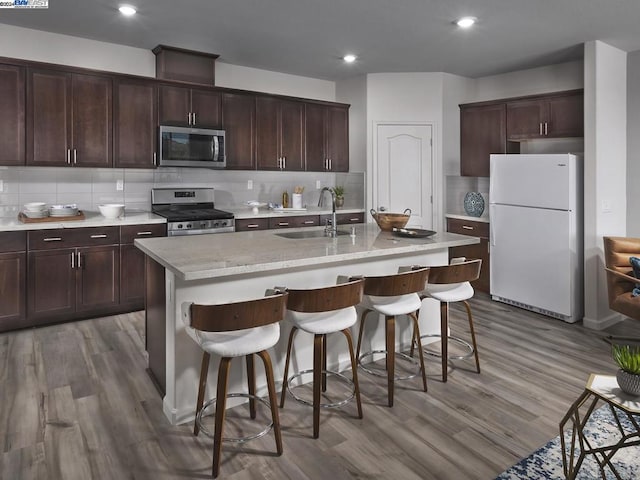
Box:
[151,187,234,236]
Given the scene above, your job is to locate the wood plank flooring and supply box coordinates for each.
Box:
[1,294,639,479]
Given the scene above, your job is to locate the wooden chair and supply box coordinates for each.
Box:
[280,279,364,438]
[183,292,288,478]
[355,267,430,407]
[604,236,640,321]
[414,259,482,382]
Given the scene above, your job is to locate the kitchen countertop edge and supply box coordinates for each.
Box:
[445,213,490,223]
[0,211,166,232]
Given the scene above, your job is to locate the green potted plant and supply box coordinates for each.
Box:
[611,342,640,396]
[331,186,345,208]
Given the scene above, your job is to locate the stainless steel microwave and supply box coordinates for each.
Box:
[159,126,226,168]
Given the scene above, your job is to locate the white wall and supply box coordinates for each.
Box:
[336,75,367,173]
[583,40,628,329]
[627,50,640,237]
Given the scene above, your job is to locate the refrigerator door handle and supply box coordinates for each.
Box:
[489,204,496,246]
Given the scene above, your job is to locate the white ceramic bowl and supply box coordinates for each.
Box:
[98,204,125,219]
[24,202,47,212]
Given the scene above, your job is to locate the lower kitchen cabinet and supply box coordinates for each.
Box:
[27,248,77,322]
[236,212,365,232]
[447,218,490,293]
[0,232,26,330]
[235,218,270,231]
[76,245,120,313]
[320,212,365,225]
[269,215,319,229]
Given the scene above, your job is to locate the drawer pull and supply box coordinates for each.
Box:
[303,220,315,225]
[247,224,260,229]
[278,222,289,226]
[136,231,153,236]
[462,225,474,230]
[90,234,108,239]
[350,218,359,222]
[43,237,62,242]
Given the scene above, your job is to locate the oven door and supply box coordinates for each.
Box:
[167,225,235,236]
[159,126,226,168]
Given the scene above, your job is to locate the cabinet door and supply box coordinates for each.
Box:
[256,96,280,170]
[235,218,270,231]
[547,92,583,137]
[0,64,25,166]
[305,103,327,171]
[327,106,349,172]
[506,99,545,140]
[114,80,157,168]
[280,100,304,171]
[191,89,222,128]
[76,245,120,312]
[27,68,72,166]
[449,240,490,294]
[27,249,76,322]
[159,85,191,126]
[72,73,112,167]
[0,252,26,331]
[460,103,506,177]
[120,244,145,308]
[222,93,256,169]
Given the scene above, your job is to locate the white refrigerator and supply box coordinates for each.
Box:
[489,154,583,323]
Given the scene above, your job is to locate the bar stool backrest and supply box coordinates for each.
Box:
[362,267,430,296]
[427,259,481,285]
[286,279,364,313]
[189,293,289,332]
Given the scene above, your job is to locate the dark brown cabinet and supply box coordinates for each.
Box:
[119,224,166,309]
[223,92,256,169]
[0,64,25,166]
[460,103,506,177]
[447,218,490,293]
[320,212,365,225]
[305,103,349,172]
[27,227,120,324]
[27,69,112,167]
[114,79,157,168]
[235,218,270,232]
[158,84,222,128]
[256,96,304,171]
[236,212,364,232]
[0,232,26,330]
[507,90,583,140]
[268,215,320,229]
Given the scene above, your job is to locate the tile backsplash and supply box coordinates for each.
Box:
[446,175,490,218]
[0,166,365,217]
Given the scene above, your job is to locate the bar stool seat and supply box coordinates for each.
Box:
[182,292,288,478]
[288,307,356,335]
[360,293,422,316]
[424,282,473,302]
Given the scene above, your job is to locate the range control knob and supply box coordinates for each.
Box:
[186,223,192,229]
[177,224,183,229]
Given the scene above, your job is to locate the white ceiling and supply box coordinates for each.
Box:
[2,0,640,81]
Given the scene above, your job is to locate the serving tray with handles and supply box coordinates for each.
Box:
[18,211,85,223]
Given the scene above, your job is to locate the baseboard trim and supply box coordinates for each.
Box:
[582,312,622,330]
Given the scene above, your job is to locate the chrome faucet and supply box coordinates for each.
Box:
[318,187,337,237]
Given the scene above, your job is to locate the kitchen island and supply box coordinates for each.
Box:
[135,224,479,425]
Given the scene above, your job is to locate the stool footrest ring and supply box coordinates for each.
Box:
[420,334,474,360]
[358,350,420,380]
[286,369,356,409]
[196,392,273,443]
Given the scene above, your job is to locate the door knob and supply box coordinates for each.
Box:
[379,206,387,211]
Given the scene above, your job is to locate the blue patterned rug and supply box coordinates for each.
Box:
[496,406,640,479]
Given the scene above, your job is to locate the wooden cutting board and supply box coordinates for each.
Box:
[18,211,85,223]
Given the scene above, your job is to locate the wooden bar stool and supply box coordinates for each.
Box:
[355,267,430,407]
[182,292,288,478]
[279,279,364,438]
[414,258,482,382]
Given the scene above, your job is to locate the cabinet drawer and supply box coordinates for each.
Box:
[269,215,319,229]
[447,218,489,238]
[321,212,365,225]
[120,224,166,244]
[235,218,270,231]
[29,226,120,250]
[0,231,26,253]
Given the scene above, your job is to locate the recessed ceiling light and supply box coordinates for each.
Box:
[456,16,476,28]
[343,54,357,63]
[119,5,137,16]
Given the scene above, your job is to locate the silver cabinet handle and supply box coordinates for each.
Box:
[329,158,332,170]
[137,231,153,236]
[71,252,75,269]
[90,234,108,239]
[277,157,281,169]
[188,112,192,125]
[66,149,71,165]
[325,158,329,170]
[77,251,82,269]
[283,156,286,169]
[192,112,196,125]
[73,149,77,165]
[303,220,315,224]
[247,224,260,229]
[350,218,359,222]
[278,222,289,226]
[539,123,543,136]
[462,225,474,230]
[153,152,157,166]
[43,237,62,242]
[544,122,548,135]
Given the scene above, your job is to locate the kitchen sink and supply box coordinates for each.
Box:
[276,229,350,239]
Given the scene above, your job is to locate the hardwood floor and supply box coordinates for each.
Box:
[1,294,639,479]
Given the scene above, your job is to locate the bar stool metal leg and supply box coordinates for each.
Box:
[313,334,323,438]
[386,315,395,407]
[441,302,448,383]
[246,354,256,419]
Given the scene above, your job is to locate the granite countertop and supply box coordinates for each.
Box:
[445,213,490,223]
[226,205,365,220]
[135,224,479,281]
[0,210,166,232]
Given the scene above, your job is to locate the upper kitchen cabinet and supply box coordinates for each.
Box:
[158,84,221,128]
[256,96,304,171]
[506,89,583,140]
[222,92,256,170]
[305,103,349,172]
[460,102,506,177]
[0,64,25,166]
[114,79,157,168]
[27,69,112,167]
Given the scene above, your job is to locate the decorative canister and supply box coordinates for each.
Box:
[617,369,640,396]
[463,192,485,217]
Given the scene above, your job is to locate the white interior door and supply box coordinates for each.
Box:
[375,124,433,228]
